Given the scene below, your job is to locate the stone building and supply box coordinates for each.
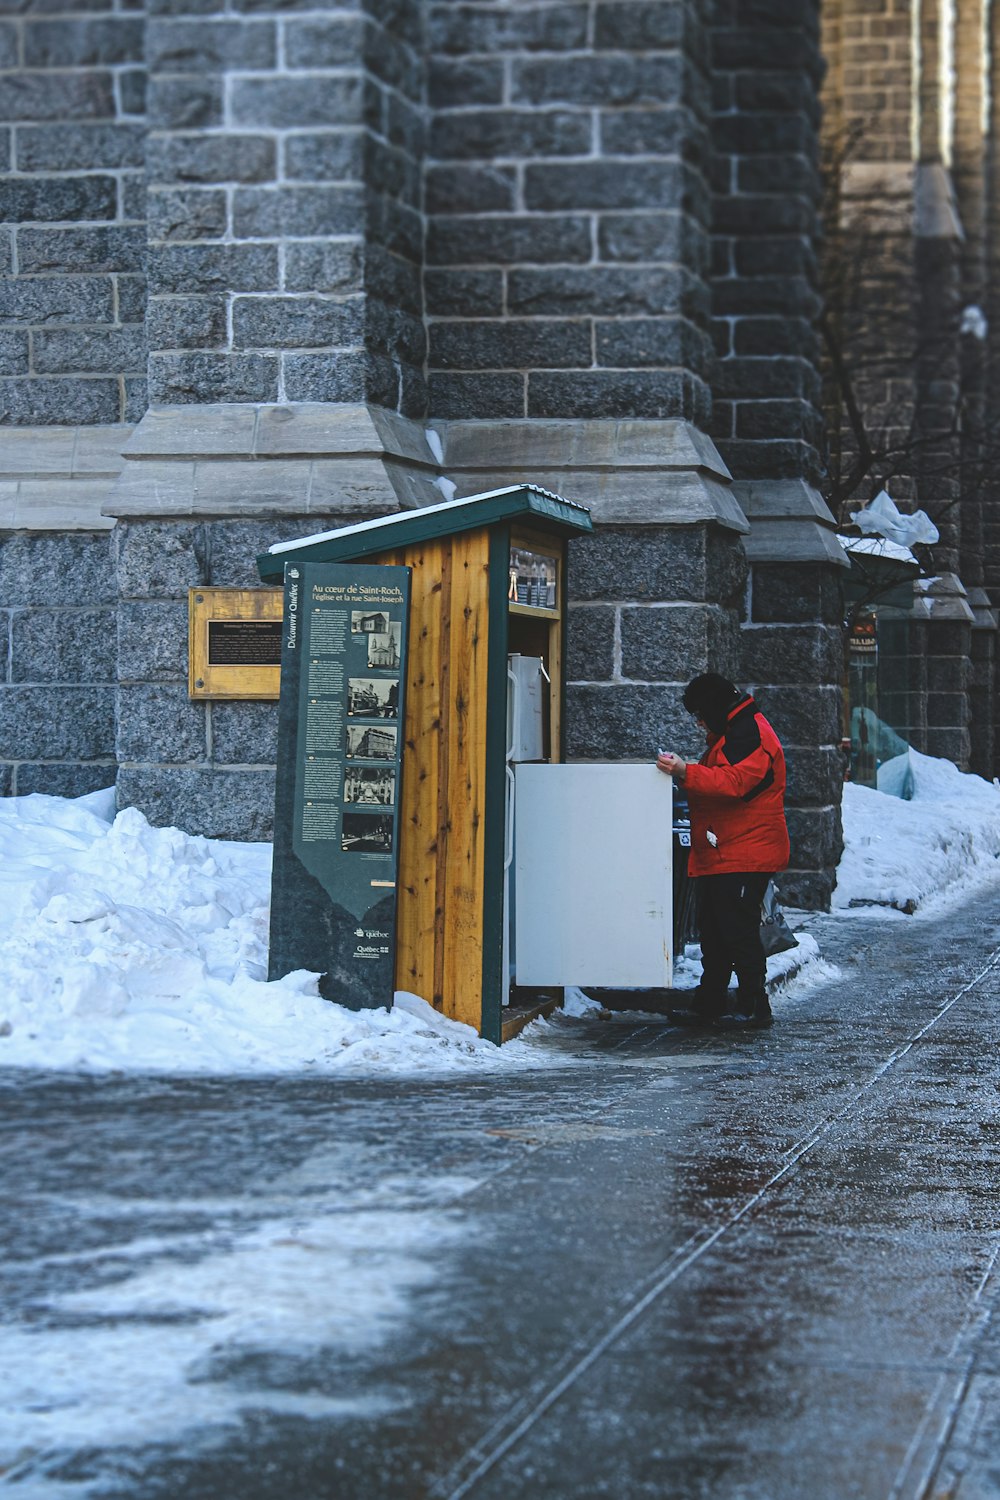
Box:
[3,0,992,912]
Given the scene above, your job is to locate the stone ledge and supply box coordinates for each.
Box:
[436,417,747,531]
[107,403,443,519]
[732,479,849,567]
[0,425,132,532]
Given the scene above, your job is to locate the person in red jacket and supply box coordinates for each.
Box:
[656,673,790,1030]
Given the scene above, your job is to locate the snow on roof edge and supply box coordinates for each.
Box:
[268,484,584,556]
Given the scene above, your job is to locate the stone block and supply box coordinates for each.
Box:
[123,378,148,424]
[430,3,587,54]
[740,623,843,685]
[283,130,364,183]
[528,369,698,421]
[565,682,697,760]
[23,16,143,66]
[425,269,503,318]
[32,328,147,376]
[430,318,591,371]
[785,804,843,871]
[750,683,842,746]
[11,608,116,684]
[284,14,363,67]
[281,351,367,403]
[0,331,28,376]
[147,75,224,131]
[429,57,503,109]
[149,353,280,405]
[525,160,683,213]
[0,176,117,223]
[0,684,114,761]
[117,602,191,683]
[564,604,616,682]
[569,526,708,604]
[425,165,516,216]
[427,371,525,419]
[231,75,362,129]
[15,762,116,799]
[0,378,121,426]
[147,16,276,70]
[147,134,277,186]
[149,243,280,298]
[706,530,749,604]
[0,72,115,122]
[210,700,279,765]
[116,682,207,764]
[429,109,591,161]
[595,317,710,372]
[207,516,315,589]
[750,563,844,625]
[513,54,681,107]
[0,762,9,795]
[119,70,147,116]
[613,216,709,274]
[148,187,227,243]
[426,214,591,268]
[284,240,364,295]
[232,184,364,239]
[784,746,845,805]
[117,277,147,323]
[778,867,834,912]
[508,266,691,318]
[620,603,714,683]
[17,226,145,276]
[926,692,969,729]
[231,296,364,350]
[146,296,227,351]
[364,244,421,315]
[594,2,684,48]
[0,532,114,607]
[116,765,276,841]
[115,524,208,601]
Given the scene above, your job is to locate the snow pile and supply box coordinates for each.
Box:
[834,749,1000,914]
[0,790,535,1075]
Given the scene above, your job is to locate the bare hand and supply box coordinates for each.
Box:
[656,751,687,779]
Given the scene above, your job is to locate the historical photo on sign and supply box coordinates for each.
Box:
[366,622,402,669]
[344,766,395,806]
[346,723,397,760]
[351,608,391,635]
[347,677,399,718]
[342,812,393,853]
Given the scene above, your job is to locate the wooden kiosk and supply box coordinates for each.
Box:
[257,484,594,1043]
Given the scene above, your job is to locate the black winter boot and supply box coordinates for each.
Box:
[669,988,726,1028]
[713,993,773,1030]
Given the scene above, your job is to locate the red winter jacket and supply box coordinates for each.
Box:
[683,694,790,877]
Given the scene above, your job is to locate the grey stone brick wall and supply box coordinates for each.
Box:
[113,512,353,840]
[0,531,117,796]
[0,1,147,426]
[145,0,427,418]
[425,0,714,422]
[709,0,825,482]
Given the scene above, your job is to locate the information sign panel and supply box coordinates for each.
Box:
[268,562,410,1010]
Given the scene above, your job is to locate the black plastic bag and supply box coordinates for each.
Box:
[760,879,798,957]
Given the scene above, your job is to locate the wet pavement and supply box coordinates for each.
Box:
[3,887,1000,1499]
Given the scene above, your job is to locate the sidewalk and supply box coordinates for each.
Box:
[3,884,1000,1499]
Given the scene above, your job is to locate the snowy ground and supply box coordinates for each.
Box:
[1,748,998,1076]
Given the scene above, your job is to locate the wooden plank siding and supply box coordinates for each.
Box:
[386,531,492,1029]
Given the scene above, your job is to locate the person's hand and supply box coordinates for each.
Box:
[656,751,687,779]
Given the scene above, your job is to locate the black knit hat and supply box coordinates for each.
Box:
[682,673,741,733]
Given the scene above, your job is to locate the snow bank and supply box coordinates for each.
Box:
[0,791,539,1076]
[833,749,1000,914]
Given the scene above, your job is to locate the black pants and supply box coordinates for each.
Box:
[695,872,772,1009]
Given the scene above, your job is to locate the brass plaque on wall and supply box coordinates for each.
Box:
[188,588,284,699]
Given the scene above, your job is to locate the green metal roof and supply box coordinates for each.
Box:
[256,484,593,583]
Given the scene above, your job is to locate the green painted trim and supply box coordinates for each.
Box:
[256,485,593,584]
[479,525,512,1046]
